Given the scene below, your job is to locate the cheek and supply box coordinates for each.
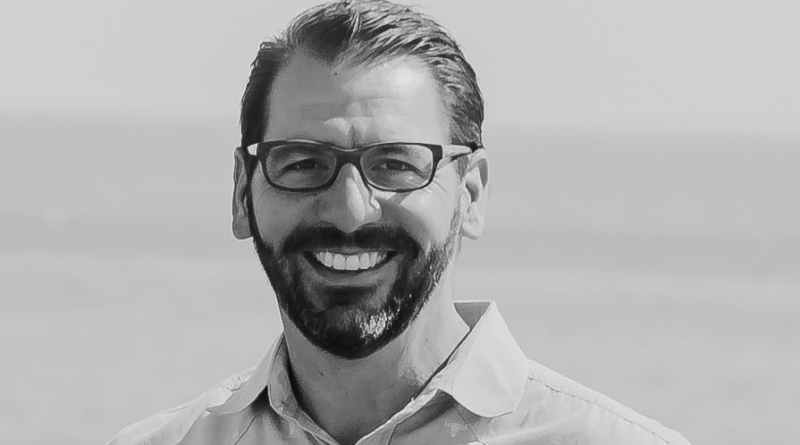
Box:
[250,175,310,242]
[389,178,462,247]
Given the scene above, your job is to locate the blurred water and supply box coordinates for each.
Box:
[3,115,799,250]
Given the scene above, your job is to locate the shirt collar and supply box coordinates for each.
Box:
[428,300,529,417]
[208,300,529,419]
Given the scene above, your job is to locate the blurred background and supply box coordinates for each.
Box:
[1,1,798,444]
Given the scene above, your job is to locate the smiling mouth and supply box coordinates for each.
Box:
[306,250,395,272]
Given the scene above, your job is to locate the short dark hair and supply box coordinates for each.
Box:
[240,0,484,159]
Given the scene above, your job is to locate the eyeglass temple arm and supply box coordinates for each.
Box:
[442,142,482,157]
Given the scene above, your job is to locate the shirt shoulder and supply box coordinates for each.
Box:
[469,359,691,445]
[106,369,255,445]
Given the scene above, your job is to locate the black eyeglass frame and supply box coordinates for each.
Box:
[243,140,482,193]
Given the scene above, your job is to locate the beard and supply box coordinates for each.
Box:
[247,194,461,360]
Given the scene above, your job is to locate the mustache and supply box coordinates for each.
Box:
[282,224,419,255]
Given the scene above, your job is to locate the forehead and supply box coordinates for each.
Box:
[265,52,449,145]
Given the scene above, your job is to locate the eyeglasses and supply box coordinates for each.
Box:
[243,140,481,192]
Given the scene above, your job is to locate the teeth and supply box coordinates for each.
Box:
[333,254,346,270]
[313,251,388,271]
[345,255,359,270]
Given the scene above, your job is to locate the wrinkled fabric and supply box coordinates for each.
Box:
[108,301,691,445]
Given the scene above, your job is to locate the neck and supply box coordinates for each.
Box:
[281,269,468,445]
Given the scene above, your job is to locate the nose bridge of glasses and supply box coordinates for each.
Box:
[333,150,370,187]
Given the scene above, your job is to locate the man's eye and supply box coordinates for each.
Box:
[285,159,319,170]
[378,160,416,172]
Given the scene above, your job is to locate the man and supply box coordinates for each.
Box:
[110,1,691,444]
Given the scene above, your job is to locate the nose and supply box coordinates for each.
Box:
[316,163,381,233]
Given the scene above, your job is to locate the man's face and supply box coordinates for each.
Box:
[244,53,467,359]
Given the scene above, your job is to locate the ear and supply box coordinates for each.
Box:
[460,149,489,240]
[232,147,252,240]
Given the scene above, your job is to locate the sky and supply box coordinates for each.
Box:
[2,0,798,137]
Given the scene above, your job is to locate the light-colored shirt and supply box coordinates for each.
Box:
[108,301,691,445]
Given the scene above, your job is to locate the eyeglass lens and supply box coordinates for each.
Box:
[264,142,435,190]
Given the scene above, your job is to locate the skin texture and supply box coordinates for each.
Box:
[231,52,489,445]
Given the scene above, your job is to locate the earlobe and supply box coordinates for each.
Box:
[460,151,489,240]
[232,147,253,240]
